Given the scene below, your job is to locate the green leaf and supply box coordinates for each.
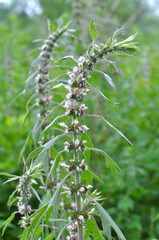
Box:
[81,133,94,165]
[48,150,65,179]
[85,216,105,239]
[35,226,43,238]
[115,53,131,57]
[108,60,118,73]
[25,72,36,91]
[88,147,120,183]
[81,169,103,185]
[103,73,116,88]
[32,118,41,143]
[118,33,138,45]
[44,231,55,240]
[88,196,126,240]
[0,212,16,236]
[113,27,124,39]
[0,172,17,178]
[19,131,33,162]
[23,204,49,239]
[40,132,72,155]
[33,151,49,176]
[28,172,72,238]
[46,206,53,225]
[7,189,18,208]
[31,187,41,203]
[53,55,77,64]
[105,37,113,47]
[89,20,98,41]
[27,48,39,58]
[21,106,32,128]
[56,221,71,240]
[43,114,66,133]
[25,147,44,165]
[3,176,20,184]
[47,18,55,32]
[85,114,132,145]
[47,174,68,217]
[87,82,117,112]
[97,203,126,240]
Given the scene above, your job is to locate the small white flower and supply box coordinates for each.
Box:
[64,146,69,152]
[79,159,85,168]
[78,146,81,151]
[64,100,71,109]
[48,95,52,101]
[74,139,80,147]
[70,159,74,163]
[59,122,68,128]
[64,141,70,147]
[73,66,78,73]
[79,104,88,112]
[76,167,80,172]
[80,187,85,193]
[65,85,72,92]
[78,56,85,62]
[85,165,88,170]
[36,98,40,106]
[73,119,79,127]
[71,203,76,208]
[67,224,73,230]
[82,140,87,145]
[81,125,89,132]
[60,202,64,208]
[27,205,32,213]
[18,204,25,214]
[88,208,95,215]
[68,72,75,79]
[66,93,72,99]
[37,113,41,118]
[22,220,27,228]
[77,73,83,82]
[78,215,84,222]
[60,163,69,168]
[87,185,93,189]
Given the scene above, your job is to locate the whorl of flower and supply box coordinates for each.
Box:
[60,50,96,240]
[17,172,32,228]
[35,25,69,125]
[59,26,139,239]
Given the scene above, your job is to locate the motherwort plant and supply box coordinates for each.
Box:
[0,19,71,236]
[21,19,70,147]
[1,21,139,240]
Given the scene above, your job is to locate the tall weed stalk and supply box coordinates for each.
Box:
[0,19,139,240]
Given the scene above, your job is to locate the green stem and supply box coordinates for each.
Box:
[73,131,84,240]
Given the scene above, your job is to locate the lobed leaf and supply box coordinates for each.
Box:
[85,216,105,239]
[86,195,126,240]
[84,114,133,145]
[87,147,119,183]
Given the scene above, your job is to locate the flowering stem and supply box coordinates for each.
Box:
[73,127,84,240]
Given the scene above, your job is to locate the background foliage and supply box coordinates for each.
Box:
[0,0,159,239]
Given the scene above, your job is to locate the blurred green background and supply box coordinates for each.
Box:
[0,0,159,239]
